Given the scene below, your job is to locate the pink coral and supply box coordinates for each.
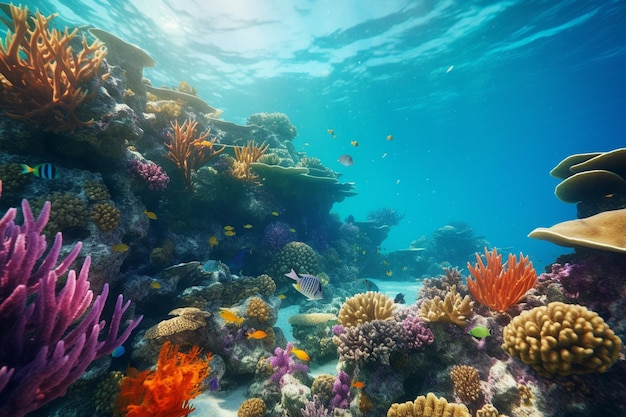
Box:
[128,159,170,191]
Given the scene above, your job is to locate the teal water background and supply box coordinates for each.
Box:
[8,0,626,267]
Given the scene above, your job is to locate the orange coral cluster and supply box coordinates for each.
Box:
[165,118,224,189]
[467,247,537,312]
[232,140,269,180]
[115,341,211,417]
[0,5,107,131]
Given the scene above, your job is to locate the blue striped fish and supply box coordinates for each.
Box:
[285,268,323,300]
[20,163,59,179]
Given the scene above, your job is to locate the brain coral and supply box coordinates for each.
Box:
[501,301,622,377]
[246,297,271,324]
[387,392,470,417]
[91,203,121,231]
[272,241,319,276]
[237,397,266,417]
[338,291,396,327]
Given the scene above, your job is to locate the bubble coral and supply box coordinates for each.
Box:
[34,192,89,236]
[272,241,319,276]
[91,203,121,231]
[246,297,271,324]
[127,159,170,191]
[338,291,396,327]
[386,392,470,417]
[237,398,267,417]
[501,301,622,377]
[83,180,111,202]
[449,365,482,404]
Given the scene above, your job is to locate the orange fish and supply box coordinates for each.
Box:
[247,330,268,339]
[144,209,157,220]
[352,381,365,389]
[219,309,244,326]
[291,348,310,361]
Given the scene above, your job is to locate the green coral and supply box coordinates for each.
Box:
[33,192,89,236]
[0,163,30,192]
[272,241,319,277]
[91,203,121,231]
[94,371,124,415]
[150,240,175,268]
[247,112,297,141]
[84,180,111,202]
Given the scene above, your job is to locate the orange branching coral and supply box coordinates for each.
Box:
[165,118,224,189]
[467,247,537,312]
[232,140,269,180]
[115,341,211,417]
[0,4,107,131]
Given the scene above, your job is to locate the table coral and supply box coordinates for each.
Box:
[501,301,622,377]
[338,291,396,327]
[386,392,470,417]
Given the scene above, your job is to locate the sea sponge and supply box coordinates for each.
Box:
[310,374,336,407]
[449,365,481,404]
[501,301,622,377]
[84,180,111,201]
[246,297,271,324]
[419,285,474,327]
[272,241,319,276]
[91,203,121,231]
[237,397,267,417]
[338,291,396,327]
[387,392,470,417]
[144,307,211,340]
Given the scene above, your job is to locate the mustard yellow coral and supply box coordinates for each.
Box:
[387,392,470,417]
[338,291,396,327]
[501,301,622,377]
[91,203,121,231]
[246,297,271,324]
[238,397,266,417]
[419,285,474,327]
[144,307,211,340]
[449,365,481,404]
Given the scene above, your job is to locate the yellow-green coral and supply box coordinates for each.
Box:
[34,192,89,236]
[387,392,470,417]
[338,291,396,327]
[0,163,30,191]
[501,301,622,377]
[84,180,111,202]
[91,203,121,231]
[237,397,266,417]
[419,285,474,327]
[450,365,481,404]
[94,371,124,415]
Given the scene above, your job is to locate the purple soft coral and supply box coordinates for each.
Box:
[268,342,308,386]
[128,159,170,191]
[329,370,351,409]
[262,221,296,252]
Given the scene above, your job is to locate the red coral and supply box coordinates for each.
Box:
[115,341,211,417]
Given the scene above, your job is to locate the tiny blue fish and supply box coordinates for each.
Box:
[20,163,59,179]
[285,268,323,300]
[208,377,219,392]
[111,345,125,358]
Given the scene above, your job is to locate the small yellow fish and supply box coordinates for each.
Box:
[291,348,310,361]
[352,381,365,389]
[243,224,253,229]
[219,309,244,326]
[224,225,235,231]
[327,129,334,135]
[351,140,359,147]
[209,236,219,250]
[247,330,268,339]
[277,294,286,299]
[386,270,393,277]
[150,281,161,289]
[111,243,129,253]
[144,210,157,220]
[387,134,393,141]
[198,140,214,147]
[289,228,296,233]
[224,230,236,237]
[271,211,279,217]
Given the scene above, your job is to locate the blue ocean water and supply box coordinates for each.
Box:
[16,0,626,266]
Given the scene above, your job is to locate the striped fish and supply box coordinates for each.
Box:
[20,163,59,179]
[285,268,323,300]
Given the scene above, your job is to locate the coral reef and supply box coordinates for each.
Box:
[367,206,404,227]
[144,307,211,341]
[338,291,396,327]
[246,296,272,324]
[127,159,170,191]
[467,247,537,312]
[501,301,622,377]
[84,180,111,202]
[419,285,474,327]
[449,365,482,404]
[238,397,267,417]
[91,202,121,231]
[386,392,470,417]
[247,112,297,142]
[268,342,309,385]
[272,241,319,276]
[33,191,89,237]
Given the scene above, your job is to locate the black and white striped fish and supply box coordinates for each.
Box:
[285,268,323,300]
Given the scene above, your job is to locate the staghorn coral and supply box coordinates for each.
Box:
[449,365,482,404]
[501,301,622,377]
[91,203,121,231]
[419,285,474,327]
[232,140,270,181]
[115,341,211,417]
[84,180,111,202]
[165,118,225,189]
[338,291,396,327]
[237,397,267,417]
[467,247,537,312]
[144,307,211,340]
[246,297,271,324]
[272,241,319,276]
[387,392,470,417]
[0,5,107,132]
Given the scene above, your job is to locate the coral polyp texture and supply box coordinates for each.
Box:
[419,285,474,327]
[237,397,267,417]
[337,291,396,327]
[449,365,482,404]
[501,301,622,377]
[386,392,470,417]
[467,247,537,312]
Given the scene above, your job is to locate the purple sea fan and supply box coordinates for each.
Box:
[268,342,308,386]
[128,159,170,191]
[0,199,142,417]
[262,221,296,252]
